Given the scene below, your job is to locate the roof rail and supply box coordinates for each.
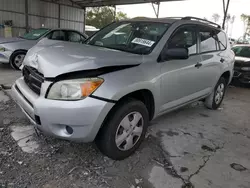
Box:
[182,16,221,29]
[164,17,183,19]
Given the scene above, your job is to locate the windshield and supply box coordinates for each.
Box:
[232,46,250,58]
[21,28,50,40]
[86,21,170,55]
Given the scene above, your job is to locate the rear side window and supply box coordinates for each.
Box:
[217,31,227,50]
[47,30,66,41]
[199,29,218,53]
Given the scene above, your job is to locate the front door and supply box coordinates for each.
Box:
[159,25,204,112]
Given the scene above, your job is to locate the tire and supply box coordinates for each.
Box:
[95,98,149,160]
[205,77,227,110]
[10,51,26,70]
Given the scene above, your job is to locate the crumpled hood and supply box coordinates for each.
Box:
[24,42,143,78]
[0,37,25,44]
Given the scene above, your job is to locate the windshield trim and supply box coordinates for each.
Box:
[87,44,144,55]
[86,21,171,55]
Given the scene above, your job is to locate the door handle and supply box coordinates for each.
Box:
[220,58,225,63]
[195,62,202,68]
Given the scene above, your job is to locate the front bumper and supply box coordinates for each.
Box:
[11,77,114,142]
[0,51,12,63]
[233,70,250,84]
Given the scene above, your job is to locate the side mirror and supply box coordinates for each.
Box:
[162,48,189,61]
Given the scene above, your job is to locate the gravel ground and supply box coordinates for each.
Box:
[0,65,250,188]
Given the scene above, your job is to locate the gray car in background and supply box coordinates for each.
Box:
[0,28,87,70]
[12,17,234,160]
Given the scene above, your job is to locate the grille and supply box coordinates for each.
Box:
[23,66,44,95]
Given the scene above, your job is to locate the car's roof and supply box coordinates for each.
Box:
[121,17,222,30]
[129,17,181,24]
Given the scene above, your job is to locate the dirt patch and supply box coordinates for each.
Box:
[0,98,170,188]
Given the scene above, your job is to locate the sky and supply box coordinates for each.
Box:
[117,0,250,39]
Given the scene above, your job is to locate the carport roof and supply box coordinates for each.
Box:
[70,0,184,7]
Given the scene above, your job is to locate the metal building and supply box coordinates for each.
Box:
[0,0,231,37]
[0,0,85,37]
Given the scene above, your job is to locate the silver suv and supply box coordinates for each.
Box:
[12,17,234,160]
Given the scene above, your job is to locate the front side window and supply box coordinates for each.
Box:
[48,30,66,41]
[232,46,250,58]
[168,25,197,55]
[21,28,50,40]
[86,21,170,55]
[199,28,218,53]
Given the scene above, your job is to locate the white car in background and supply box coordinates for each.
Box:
[85,25,99,36]
[0,28,87,70]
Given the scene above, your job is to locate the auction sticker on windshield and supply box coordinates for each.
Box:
[132,38,155,47]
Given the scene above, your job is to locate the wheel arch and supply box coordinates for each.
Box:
[221,71,231,85]
[9,49,28,62]
[105,89,156,122]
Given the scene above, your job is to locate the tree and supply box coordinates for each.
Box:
[86,7,128,29]
[241,14,250,39]
[212,13,220,23]
[229,15,236,37]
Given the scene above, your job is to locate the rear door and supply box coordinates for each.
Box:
[197,26,223,90]
[160,24,203,111]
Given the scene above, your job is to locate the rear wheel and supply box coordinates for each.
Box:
[10,51,26,70]
[95,98,149,160]
[205,77,227,110]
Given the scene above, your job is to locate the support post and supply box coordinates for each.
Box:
[114,5,116,21]
[58,4,61,28]
[152,2,160,18]
[83,7,86,33]
[222,0,231,30]
[25,0,29,32]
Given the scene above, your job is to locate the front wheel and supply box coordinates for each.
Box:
[10,51,26,70]
[205,77,227,110]
[95,98,149,160]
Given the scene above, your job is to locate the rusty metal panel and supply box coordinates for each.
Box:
[28,15,58,29]
[0,10,26,27]
[60,5,84,22]
[0,0,25,13]
[60,20,84,32]
[71,0,185,7]
[28,0,40,15]
[28,0,59,18]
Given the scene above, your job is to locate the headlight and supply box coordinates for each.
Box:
[241,67,250,71]
[0,47,5,52]
[47,78,104,100]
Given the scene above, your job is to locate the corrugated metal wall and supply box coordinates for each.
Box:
[0,0,85,37]
[0,0,26,37]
